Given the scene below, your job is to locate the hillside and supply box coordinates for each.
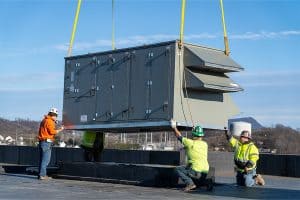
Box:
[0,117,299,154]
[228,117,264,130]
[205,124,300,154]
[0,117,39,138]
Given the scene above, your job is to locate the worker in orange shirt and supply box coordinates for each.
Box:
[38,108,64,180]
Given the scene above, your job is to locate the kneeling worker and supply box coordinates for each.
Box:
[225,128,265,187]
[81,131,105,162]
[172,122,210,192]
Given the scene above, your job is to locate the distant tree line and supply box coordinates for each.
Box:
[205,124,300,154]
[0,117,299,154]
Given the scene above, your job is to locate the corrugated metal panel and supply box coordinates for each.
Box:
[184,43,243,73]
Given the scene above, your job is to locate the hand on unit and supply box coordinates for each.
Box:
[171,119,177,129]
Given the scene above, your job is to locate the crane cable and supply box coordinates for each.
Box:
[220,0,230,56]
[67,0,82,57]
[179,0,186,49]
[66,1,228,56]
[66,0,228,128]
[178,0,195,128]
[112,0,116,50]
[178,0,188,125]
[178,0,231,128]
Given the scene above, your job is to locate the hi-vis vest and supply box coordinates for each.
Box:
[229,137,259,172]
[81,131,97,148]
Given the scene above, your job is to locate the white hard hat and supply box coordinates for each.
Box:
[240,130,251,139]
[49,107,58,115]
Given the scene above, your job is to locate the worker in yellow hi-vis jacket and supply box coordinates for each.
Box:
[225,129,265,187]
[80,131,104,162]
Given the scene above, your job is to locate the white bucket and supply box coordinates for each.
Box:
[229,122,252,137]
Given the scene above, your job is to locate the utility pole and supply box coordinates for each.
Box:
[164,132,167,145]
[145,132,148,145]
[72,131,75,147]
[15,119,19,145]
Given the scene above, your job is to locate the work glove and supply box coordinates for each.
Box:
[245,160,254,168]
[171,119,177,129]
[224,127,231,140]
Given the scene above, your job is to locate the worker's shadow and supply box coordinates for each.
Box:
[187,183,300,200]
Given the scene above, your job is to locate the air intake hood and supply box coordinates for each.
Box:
[184,43,244,73]
[185,68,243,92]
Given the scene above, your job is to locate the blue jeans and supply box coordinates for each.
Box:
[175,166,207,186]
[38,141,52,177]
[236,169,256,187]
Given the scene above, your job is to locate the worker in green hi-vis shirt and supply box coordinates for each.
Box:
[172,121,211,192]
[80,131,105,162]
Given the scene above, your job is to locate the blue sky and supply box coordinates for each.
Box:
[0,0,299,129]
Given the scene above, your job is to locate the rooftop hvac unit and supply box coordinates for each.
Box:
[63,40,243,132]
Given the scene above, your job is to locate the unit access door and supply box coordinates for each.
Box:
[128,49,149,120]
[95,55,113,122]
[110,52,130,121]
[148,45,173,120]
[63,59,77,125]
[63,57,97,125]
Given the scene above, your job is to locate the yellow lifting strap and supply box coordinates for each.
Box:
[112,0,116,50]
[179,0,186,49]
[219,0,230,56]
[67,0,82,57]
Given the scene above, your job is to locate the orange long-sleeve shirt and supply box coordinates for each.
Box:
[38,115,57,141]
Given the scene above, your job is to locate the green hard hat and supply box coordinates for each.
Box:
[192,126,204,137]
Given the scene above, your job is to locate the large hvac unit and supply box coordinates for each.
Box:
[63,40,243,132]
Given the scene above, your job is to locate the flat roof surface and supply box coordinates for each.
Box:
[0,170,299,200]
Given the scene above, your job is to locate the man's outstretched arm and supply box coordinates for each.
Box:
[172,121,183,142]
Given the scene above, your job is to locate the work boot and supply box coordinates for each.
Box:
[39,176,52,180]
[206,179,214,191]
[254,174,265,186]
[183,184,197,192]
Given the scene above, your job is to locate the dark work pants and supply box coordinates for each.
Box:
[81,132,104,162]
[175,165,207,186]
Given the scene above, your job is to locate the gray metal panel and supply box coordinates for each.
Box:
[172,41,240,129]
[65,120,173,132]
[147,44,174,120]
[96,55,113,121]
[63,60,77,125]
[185,68,243,92]
[63,60,76,99]
[76,57,97,124]
[110,52,131,121]
[63,40,243,131]
[128,49,149,120]
[173,91,239,129]
[63,57,97,125]
[184,43,243,73]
